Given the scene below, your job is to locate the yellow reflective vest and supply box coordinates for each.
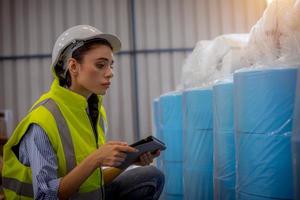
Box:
[2,79,107,199]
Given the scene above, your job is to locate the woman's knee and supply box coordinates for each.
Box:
[121,166,165,200]
[125,166,165,190]
[145,166,165,186]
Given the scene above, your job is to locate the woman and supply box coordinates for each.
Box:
[2,25,164,200]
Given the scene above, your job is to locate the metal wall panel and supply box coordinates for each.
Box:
[0,0,266,142]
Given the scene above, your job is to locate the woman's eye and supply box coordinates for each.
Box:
[95,61,114,70]
[96,63,106,69]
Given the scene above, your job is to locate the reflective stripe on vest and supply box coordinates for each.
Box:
[2,177,34,197]
[32,98,76,172]
[41,99,104,199]
[3,98,76,198]
[2,177,104,199]
[42,98,77,172]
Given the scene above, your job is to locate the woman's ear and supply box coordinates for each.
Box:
[68,58,79,76]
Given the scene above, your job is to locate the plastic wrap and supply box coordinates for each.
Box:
[243,0,300,67]
[180,34,248,89]
[213,77,235,200]
[152,98,160,138]
[152,98,164,171]
[201,34,249,85]
[234,67,298,134]
[280,0,300,65]
[183,87,213,200]
[179,40,212,89]
[234,67,298,199]
[222,48,245,74]
[159,91,183,199]
[292,68,300,200]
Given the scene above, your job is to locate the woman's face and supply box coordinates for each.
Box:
[69,44,114,97]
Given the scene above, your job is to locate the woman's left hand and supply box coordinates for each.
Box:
[135,150,161,166]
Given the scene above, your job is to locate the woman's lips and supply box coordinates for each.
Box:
[101,82,111,88]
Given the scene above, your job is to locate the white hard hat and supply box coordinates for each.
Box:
[51,25,121,71]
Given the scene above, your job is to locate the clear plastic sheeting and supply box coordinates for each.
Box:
[159,91,183,200]
[243,0,300,67]
[179,34,248,89]
[234,67,298,199]
[213,77,235,200]
[280,0,300,65]
[179,40,211,89]
[222,48,245,76]
[292,68,300,200]
[183,88,213,200]
[201,35,249,86]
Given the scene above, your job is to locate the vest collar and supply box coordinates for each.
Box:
[50,80,103,109]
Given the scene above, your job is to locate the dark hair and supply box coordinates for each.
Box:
[57,39,113,87]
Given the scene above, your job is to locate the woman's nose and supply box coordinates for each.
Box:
[105,67,114,79]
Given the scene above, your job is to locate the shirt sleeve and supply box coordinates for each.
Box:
[19,124,61,200]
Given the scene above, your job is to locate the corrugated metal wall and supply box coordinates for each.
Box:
[0,0,266,143]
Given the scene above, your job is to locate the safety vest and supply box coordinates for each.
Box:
[2,79,107,199]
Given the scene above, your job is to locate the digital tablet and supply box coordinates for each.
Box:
[116,136,166,169]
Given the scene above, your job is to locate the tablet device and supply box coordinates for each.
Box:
[116,136,166,169]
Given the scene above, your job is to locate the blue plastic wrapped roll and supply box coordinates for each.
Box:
[234,67,298,134]
[292,68,300,200]
[213,78,235,200]
[183,88,213,200]
[164,162,183,196]
[164,194,184,200]
[152,98,164,171]
[160,91,183,199]
[152,98,160,138]
[236,133,293,199]
[237,192,281,200]
[183,88,213,130]
[234,67,298,200]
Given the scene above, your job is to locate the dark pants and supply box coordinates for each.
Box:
[104,166,165,200]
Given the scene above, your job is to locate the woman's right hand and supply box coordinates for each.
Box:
[90,141,138,167]
[58,141,136,200]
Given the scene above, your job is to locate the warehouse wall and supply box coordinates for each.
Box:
[0,0,266,143]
